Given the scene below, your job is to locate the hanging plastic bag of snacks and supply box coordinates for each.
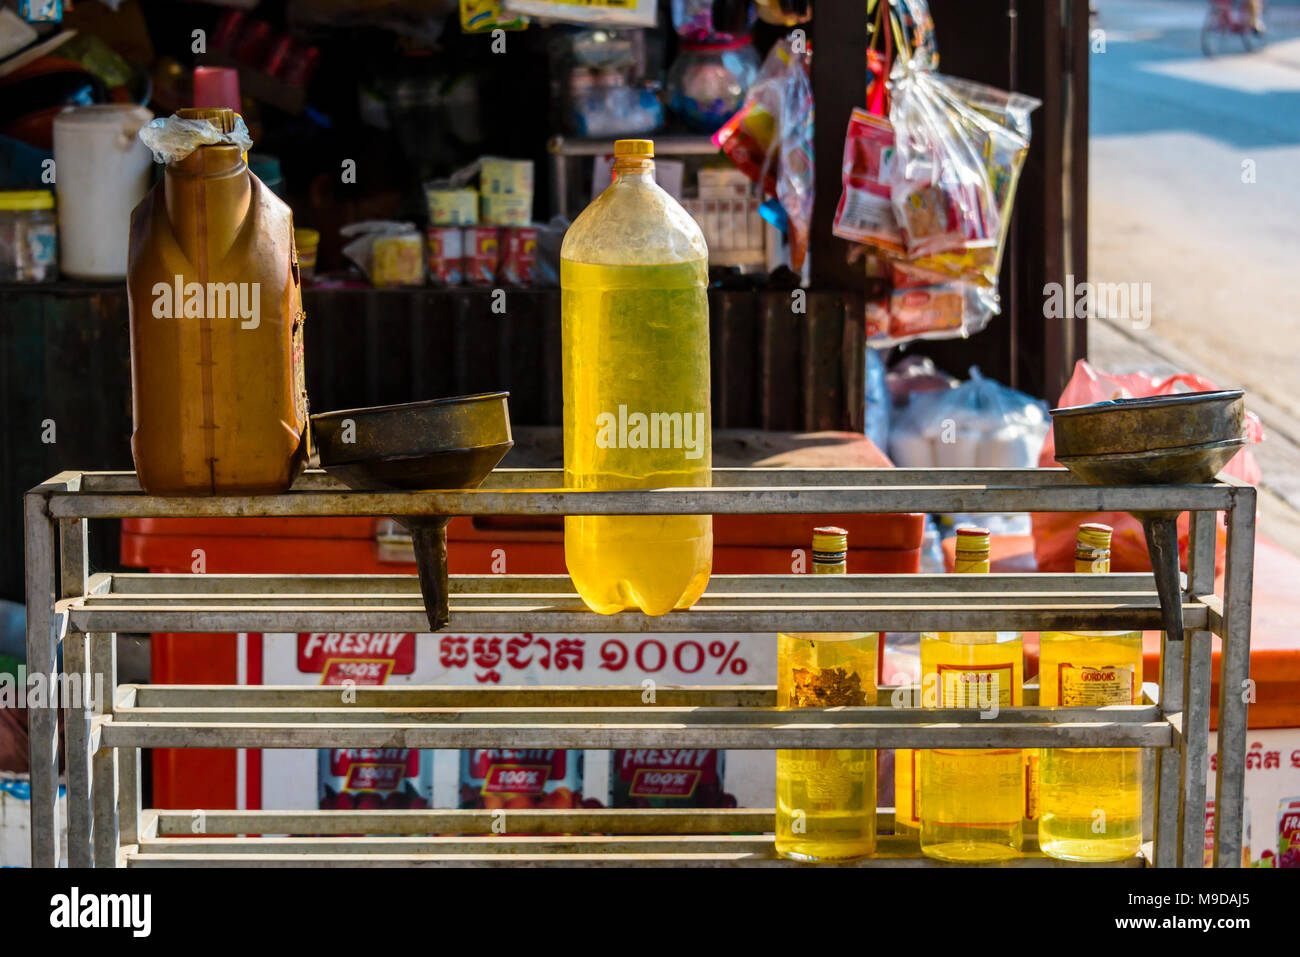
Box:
[866,0,939,116]
[887,53,1038,277]
[712,36,814,271]
[833,107,996,347]
[864,259,996,345]
[833,4,1038,347]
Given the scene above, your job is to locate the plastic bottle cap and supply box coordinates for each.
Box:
[0,190,55,211]
[177,107,238,133]
[1077,523,1113,551]
[614,139,654,158]
[954,525,992,555]
[811,525,848,554]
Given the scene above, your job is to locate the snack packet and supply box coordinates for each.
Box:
[865,259,996,345]
[833,108,904,254]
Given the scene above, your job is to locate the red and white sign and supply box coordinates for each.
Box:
[329,748,418,792]
[252,631,774,812]
[298,632,416,684]
[616,749,721,800]
[469,750,568,796]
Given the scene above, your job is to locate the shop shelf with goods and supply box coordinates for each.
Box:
[25,466,1253,867]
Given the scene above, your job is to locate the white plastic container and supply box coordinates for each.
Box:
[52,104,154,279]
[1,773,67,867]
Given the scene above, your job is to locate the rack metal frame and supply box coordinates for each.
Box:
[25,467,1255,867]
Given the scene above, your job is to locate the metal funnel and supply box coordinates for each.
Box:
[312,392,513,630]
[1049,390,1246,643]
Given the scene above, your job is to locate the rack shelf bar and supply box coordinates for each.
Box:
[57,570,1208,634]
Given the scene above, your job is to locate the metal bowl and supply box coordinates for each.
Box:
[312,392,513,490]
[1051,390,1245,485]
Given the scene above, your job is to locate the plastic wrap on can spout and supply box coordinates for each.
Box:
[137,114,254,165]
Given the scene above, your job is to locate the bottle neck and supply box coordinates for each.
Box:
[812,554,846,575]
[163,144,251,267]
[1075,549,1111,574]
[954,553,990,574]
[612,156,655,184]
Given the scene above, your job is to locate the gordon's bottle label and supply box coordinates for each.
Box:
[1058,662,1138,706]
[936,663,1016,708]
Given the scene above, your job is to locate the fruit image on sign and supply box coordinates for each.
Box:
[610,749,735,808]
[318,748,433,810]
[1280,798,1300,868]
[459,749,585,810]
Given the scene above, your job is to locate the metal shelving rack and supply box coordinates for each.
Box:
[25,467,1255,867]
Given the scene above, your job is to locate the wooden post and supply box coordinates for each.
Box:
[810,1,869,292]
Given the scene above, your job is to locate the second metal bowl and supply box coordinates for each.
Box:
[1051,390,1246,486]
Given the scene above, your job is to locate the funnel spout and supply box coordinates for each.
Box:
[1141,513,1185,644]
[408,519,451,631]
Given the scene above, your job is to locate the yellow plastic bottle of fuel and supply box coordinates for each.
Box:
[1038,523,1144,861]
[775,527,878,861]
[560,139,711,616]
[919,527,1024,862]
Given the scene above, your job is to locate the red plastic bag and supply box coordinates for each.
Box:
[1031,360,1263,575]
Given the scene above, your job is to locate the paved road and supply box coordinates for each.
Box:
[1088,0,1300,537]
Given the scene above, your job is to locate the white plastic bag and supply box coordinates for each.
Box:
[887,366,1048,470]
[887,57,1039,279]
[137,114,253,165]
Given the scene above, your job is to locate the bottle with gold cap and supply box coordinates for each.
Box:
[127,108,307,495]
[775,527,879,861]
[918,526,1025,862]
[1038,523,1144,861]
[560,139,711,615]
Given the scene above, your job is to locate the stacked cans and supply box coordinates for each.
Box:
[424,184,536,287]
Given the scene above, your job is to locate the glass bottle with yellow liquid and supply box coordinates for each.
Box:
[1038,523,1144,861]
[560,138,711,616]
[775,527,879,861]
[919,527,1024,862]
